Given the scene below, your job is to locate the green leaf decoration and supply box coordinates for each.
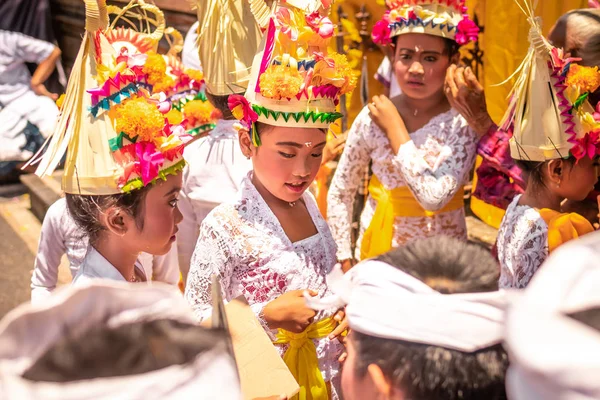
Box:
[573,92,589,110]
[121,159,186,193]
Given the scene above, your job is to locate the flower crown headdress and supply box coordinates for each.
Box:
[228,0,358,146]
[27,0,190,194]
[372,0,479,46]
[500,0,600,162]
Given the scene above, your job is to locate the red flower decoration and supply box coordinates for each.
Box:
[408,10,418,20]
[372,19,391,46]
[228,94,258,129]
[572,130,600,160]
[456,17,479,45]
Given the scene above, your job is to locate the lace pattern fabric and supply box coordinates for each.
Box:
[327,106,478,260]
[497,195,549,289]
[184,174,343,382]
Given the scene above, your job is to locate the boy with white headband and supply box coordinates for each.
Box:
[308,236,508,400]
[505,231,600,400]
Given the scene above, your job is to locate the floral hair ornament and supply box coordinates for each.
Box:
[499,0,600,162]
[25,0,191,195]
[372,0,478,46]
[231,0,357,145]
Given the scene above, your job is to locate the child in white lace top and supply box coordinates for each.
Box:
[328,1,483,267]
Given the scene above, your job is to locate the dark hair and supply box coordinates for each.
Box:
[515,158,576,189]
[569,307,600,332]
[23,319,228,382]
[353,236,508,400]
[206,92,241,120]
[65,188,150,245]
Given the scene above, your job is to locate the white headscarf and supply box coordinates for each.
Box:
[0,280,241,400]
[306,260,508,352]
[505,232,600,400]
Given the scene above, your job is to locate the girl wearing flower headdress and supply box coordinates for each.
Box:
[494,3,599,289]
[328,0,482,266]
[184,0,356,397]
[28,0,190,285]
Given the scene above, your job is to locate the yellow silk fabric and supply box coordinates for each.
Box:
[360,175,464,260]
[274,317,337,400]
[538,209,595,253]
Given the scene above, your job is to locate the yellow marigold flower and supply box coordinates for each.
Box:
[165,108,183,125]
[185,68,204,82]
[566,64,600,94]
[116,97,164,142]
[152,76,176,94]
[330,53,358,95]
[142,52,168,85]
[184,99,215,128]
[259,65,303,100]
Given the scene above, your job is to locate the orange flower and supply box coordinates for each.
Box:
[566,64,600,94]
[259,65,303,99]
[165,108,183,125]
[116,97,164,142]
[183,99,215,128]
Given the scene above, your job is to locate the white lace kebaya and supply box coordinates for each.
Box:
[497,195,549,289]
[327,106,478,261]
[184,173,343,383]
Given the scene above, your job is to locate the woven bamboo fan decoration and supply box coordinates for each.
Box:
[500,0,600,162]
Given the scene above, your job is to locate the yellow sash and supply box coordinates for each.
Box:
[274,317,336,400]
[360,175,465,260]
[538,209,595,253]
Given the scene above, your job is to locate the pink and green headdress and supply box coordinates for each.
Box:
[500,1,600,162]
[28,0,190,195]
[372,0,479,46]
[229,0,357,146]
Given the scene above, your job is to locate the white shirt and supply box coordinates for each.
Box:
[184,173,343,385]
[177,119,252,280]
[31,198,180,304]
[327,107,477,260]
[182,22,201,70]
[0,30,58,161]
[72,246,147,286]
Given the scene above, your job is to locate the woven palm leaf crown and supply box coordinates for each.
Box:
[500,0,600,162]
[372,0,479,46]
[228,0,357,145]
[29,0,190,195]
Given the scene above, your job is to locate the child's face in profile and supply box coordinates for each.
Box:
[557,156,599,201]
[243,125,326,203]
[129,171,183,255]
[393,33,454,101]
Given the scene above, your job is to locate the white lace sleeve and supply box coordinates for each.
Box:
[327,111,372,261]
[503,231,548,289]
[184,216,232,322]
[393,124,477,211]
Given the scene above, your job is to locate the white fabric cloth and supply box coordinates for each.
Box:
[307,261,508,352]
[31,198,180,303]
[184,173,343,383]
[0,281,241,400]
[181,22,201,71]
[72,246,147,286]
[375,56,401,98]
[177,119,252,281]
[0,30,59,162]
[497,194,548,289]
[505,231,600,400]
[327,106,477,260]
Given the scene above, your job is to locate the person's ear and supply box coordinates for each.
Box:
[238,129,253,159]
[102,206,133,236]
[368,364,393,399]
[547,159,564,186]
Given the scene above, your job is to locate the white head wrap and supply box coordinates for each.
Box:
[306,260,508,352]
[505,232,600,400]
[0,280,241,400]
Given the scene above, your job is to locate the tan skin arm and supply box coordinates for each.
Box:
[30,46,61,100]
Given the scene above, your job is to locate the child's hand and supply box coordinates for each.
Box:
[263,290,318,333]
[322,132,347,165]
[329,308,348,341]
[368,95,410,153]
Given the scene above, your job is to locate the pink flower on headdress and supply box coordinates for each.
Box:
[372,19,391,45]
[135,141,164,185]
[408,10,418,20]
[593,102,600,122]
[306,12,334,39]
[571,130,600,160]
[455,17,479,45]
[228,94,258,129]
[276,8,299,41]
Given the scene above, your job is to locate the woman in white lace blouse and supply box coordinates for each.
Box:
[184,0,356,397]
[328,1,484,266]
